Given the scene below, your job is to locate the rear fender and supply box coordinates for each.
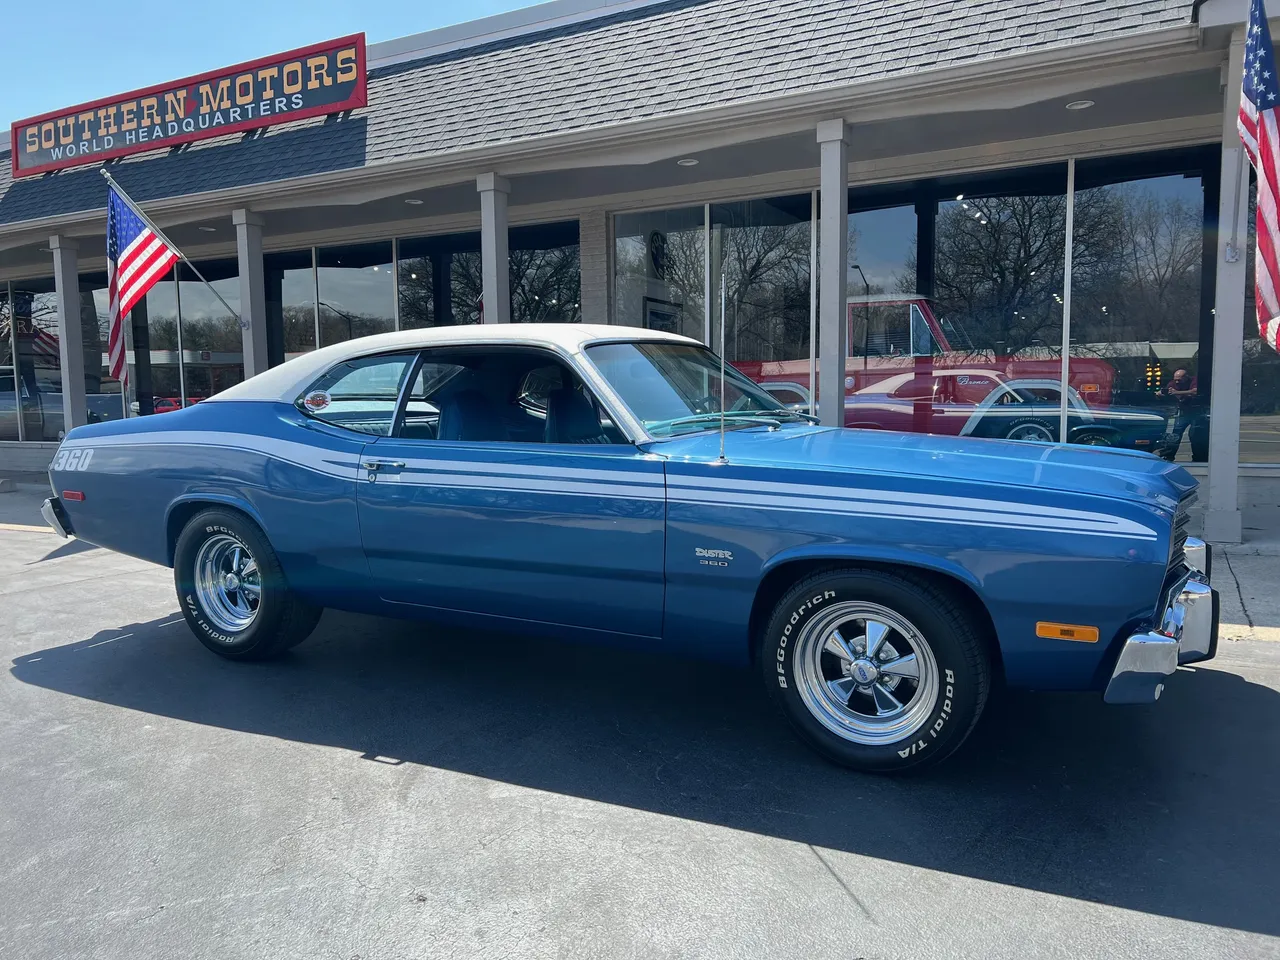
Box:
[164,493,269,565]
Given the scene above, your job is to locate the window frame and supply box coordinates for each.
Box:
[295,350,420,438]
[378,343,641,447]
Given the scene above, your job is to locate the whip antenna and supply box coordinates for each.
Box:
[719,272,727,462]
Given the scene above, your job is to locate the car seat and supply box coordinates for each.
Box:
[545,388,608,444]
[436,389,508,442]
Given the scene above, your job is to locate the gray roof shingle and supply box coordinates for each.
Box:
[0,0,1194,229]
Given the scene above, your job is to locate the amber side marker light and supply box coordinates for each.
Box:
[62,491,85,502]
[1036,622,1099,643]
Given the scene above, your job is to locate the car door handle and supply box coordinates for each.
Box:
[361,459,406,471]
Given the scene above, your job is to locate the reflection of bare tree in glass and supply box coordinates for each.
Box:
[931,193,1098,355]
[511,246,581,323]
[931,186,1206,362]
[719,220,811,362]
[453,252,483,323]
[398,257,433,327]
[1072,187,1201,347]
[661,230,706,335]
[280,307,315,353]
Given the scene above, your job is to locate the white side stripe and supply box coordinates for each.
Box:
[62,435,1158,540]
[668,473,1151,533]
[668,489,1157,540]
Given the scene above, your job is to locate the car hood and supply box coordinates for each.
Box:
[646,424,1196,509]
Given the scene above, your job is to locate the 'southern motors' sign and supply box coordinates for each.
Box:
[10,34,367,179]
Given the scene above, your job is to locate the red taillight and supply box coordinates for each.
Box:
[62,490,85,502]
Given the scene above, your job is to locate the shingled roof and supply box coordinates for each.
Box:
[0,0,1197,229]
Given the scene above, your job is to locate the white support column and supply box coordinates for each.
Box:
[578,208,610,323]
[49,234,88,432]
[477,173,511,324]
[1207,31,1248,545]
[817,119,849,428]
[233,209,269,378]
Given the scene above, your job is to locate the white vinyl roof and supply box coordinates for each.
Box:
[208,323,699,404]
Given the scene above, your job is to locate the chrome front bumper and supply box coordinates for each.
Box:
[41,497,71,539]
[1105,538,1219,704]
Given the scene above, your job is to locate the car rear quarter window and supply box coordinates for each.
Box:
[298,354,415,436]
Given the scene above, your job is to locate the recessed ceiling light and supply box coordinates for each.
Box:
[198,226,217,232]
[404,198,424,205]
[1066,99,1095,110]
[677,158,699,167]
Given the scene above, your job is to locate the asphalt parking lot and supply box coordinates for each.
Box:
[2,490,1279,959]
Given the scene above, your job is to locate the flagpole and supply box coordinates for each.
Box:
[99,168,242,327]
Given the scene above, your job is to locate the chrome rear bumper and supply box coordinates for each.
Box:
[41,497,71,539]
[1104,539,1218,705]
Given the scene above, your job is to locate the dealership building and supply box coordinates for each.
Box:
[1,0,1277,542]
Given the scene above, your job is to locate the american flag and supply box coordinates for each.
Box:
[1239,0,1280,353]
[107,185,178,385]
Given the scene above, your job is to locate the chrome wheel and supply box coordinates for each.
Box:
[193,534,261,636]
[793,601,939,746]
[1007,422,1055,442]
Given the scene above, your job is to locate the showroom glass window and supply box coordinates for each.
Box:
[317,242,395,346]
[265,249,317,363]
[848,168,1069,442]
[397,222,578,328]
[84,274,123,423]
[510,221,580,323]
[844,200,922,416]
[933,166,1068,363]
[178,259,243,403]
[398,231,481,327]
[128,267,181,416]
[1,283,16,441]
[1070,154,1211,462]
[7,278,63,439]
[86,258,245,417]
[709,195,812,375]
[615,206,706,340]
[1243,180,1280,463]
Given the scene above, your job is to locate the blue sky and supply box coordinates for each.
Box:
[2,0,535,131]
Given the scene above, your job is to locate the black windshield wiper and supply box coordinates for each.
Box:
[775,410,820,424]
[648,413,784,435]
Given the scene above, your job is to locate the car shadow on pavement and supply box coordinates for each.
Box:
[12,610,1280,937]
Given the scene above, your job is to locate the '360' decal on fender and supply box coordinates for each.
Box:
[52,447,95,472]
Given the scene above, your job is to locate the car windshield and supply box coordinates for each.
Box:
[585,341,806,436]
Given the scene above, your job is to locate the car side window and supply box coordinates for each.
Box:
[891,377,935,401]
[399,361,467,440]
[298,354,415,437]
[401,348,625,445]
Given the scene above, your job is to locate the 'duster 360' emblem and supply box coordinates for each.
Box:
[696,547,733,567]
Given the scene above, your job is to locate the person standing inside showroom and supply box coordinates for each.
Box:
[1162,368,1206,461]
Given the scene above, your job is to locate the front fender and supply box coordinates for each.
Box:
[760,542,984,595]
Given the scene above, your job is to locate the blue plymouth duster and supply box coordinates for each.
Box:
[41,325,1218,773]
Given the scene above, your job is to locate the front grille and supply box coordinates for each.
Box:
[1168,494,1195,573]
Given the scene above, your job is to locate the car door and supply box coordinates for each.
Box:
[355,347,667,638]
